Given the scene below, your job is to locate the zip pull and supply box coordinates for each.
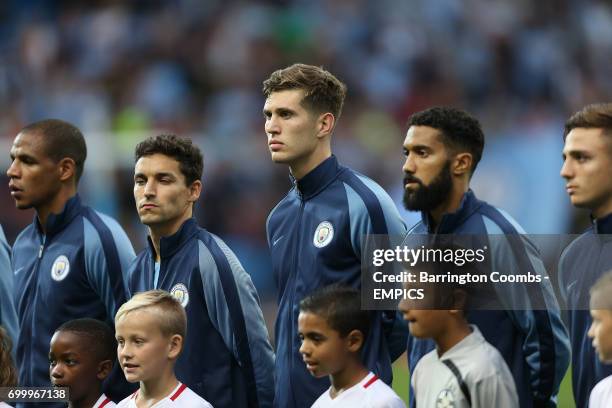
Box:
[38,245,44,258]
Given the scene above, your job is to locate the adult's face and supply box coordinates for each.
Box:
[263,89,320,172]
[134,153,200,236]
[7,131,63,211]
[402,125,453,212]
[561,128,612,218]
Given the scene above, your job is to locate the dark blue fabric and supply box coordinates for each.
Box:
[267,155,407,408]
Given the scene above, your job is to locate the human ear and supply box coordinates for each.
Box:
[452,153,473,176]
[188,180,202,203]
[58,158,77,183]
[97,359,113,380]
[316,113,335,139]
[168,334,183,359]
[449,289,468,313]
[346,329,364,353]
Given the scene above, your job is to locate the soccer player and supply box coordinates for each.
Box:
[587,271,612,407]
[299,286,406,408]
[401,107,570,407]
[0,224,17,350]
[0,326,18,408]
[7,119,136,408]
[50,319,117,408]
[115,290,212,408]
[559,102,612,407]
[127,134,274,408]
[398,260,517,407]
[263,63,408,408]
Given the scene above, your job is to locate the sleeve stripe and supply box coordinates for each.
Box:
[339,172,389,235]
[199,231,260,408]
[82,207,127,313]
[479,204,556,400]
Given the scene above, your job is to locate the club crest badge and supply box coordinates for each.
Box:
[313,221,334,248]
[436,388,456,408]
[51,255,70,282]
[170,283,190,307]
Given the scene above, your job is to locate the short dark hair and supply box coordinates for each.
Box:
[262,63,347,119]
[21,119,87,182]
[55,318,115,362]
[406,107,485,174]
[134,134,203,186]
[564,103,612,139]
[299,285,370,340]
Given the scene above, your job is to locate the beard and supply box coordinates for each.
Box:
[403,161,453,212]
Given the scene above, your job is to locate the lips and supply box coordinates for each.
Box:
[268,141,284,152]
[140,203,158,210]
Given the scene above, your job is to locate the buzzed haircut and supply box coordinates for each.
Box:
[20,119,87,182]
[262,63,347,120]
[134,134,203,186]
[590,270,612,310]
[406,107,485,175]
[299,285,370,340]
[564,103,612,140]
[55,318,115,362]
[115,290,187,339]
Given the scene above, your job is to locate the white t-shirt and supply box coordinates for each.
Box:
[311,371,406,408]
[116,383,213,408]
[412,325,518,408]
[0,402,14,408]
[589,375,612,408]
[93,394,116,408]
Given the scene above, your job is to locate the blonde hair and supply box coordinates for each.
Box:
[0,326,17,387]
[591,270,612,310]
[115,290,187,339]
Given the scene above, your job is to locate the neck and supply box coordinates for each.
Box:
[148,210,193,261]
[138,371,178,405]
[289,146,331,180]
[329,359,369,399]
[36,187,77,233]
[434,319,472,356]
[429,181,469,228]
[68,389,101,408]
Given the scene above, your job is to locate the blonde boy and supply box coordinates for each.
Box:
[588,271,612,407]
[114,290,212,408]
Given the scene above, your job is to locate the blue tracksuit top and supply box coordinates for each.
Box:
[12,194,135,408]
[266,155,408,408]
[558,212,612,408]
[406,190,570,408]
[0,224,18,352]
[127,217,275,408]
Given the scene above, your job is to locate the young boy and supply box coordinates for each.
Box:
[298,285,406,408]
[588,270,612,407]
[398,261,518,408]
[114,290,212,408]
[49,318,117,408]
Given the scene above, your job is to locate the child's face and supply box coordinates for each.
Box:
[49,331,105,403]
[588,308,612,362]
[115,309,180,383]
[297,312,353,378]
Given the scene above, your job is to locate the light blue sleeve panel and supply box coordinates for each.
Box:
[483,215,570,402]
[343,174,407,258]
[84,214,136,320]
[198,237,275,408]
[0,224,18,349]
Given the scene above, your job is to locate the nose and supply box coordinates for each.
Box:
[50,363,63,380]
[6,160,19,178]
[299,340,310,356]
[118,343,132,361]
[265,116,280,137]
[143,180,156,198]
[402,154,415,175]
[560,158,573,180]
[588,322,595,339]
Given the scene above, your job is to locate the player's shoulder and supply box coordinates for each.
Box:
[363,377,406,408]
[590,375,612,407]
[115,392,136,408]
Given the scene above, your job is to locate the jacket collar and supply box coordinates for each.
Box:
[420,189,483,233]
[147,217,199,260]
[35,194,82,238]
[593,212,612,234]
[291,155,341,200]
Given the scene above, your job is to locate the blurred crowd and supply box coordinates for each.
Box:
[0,0,611,296]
